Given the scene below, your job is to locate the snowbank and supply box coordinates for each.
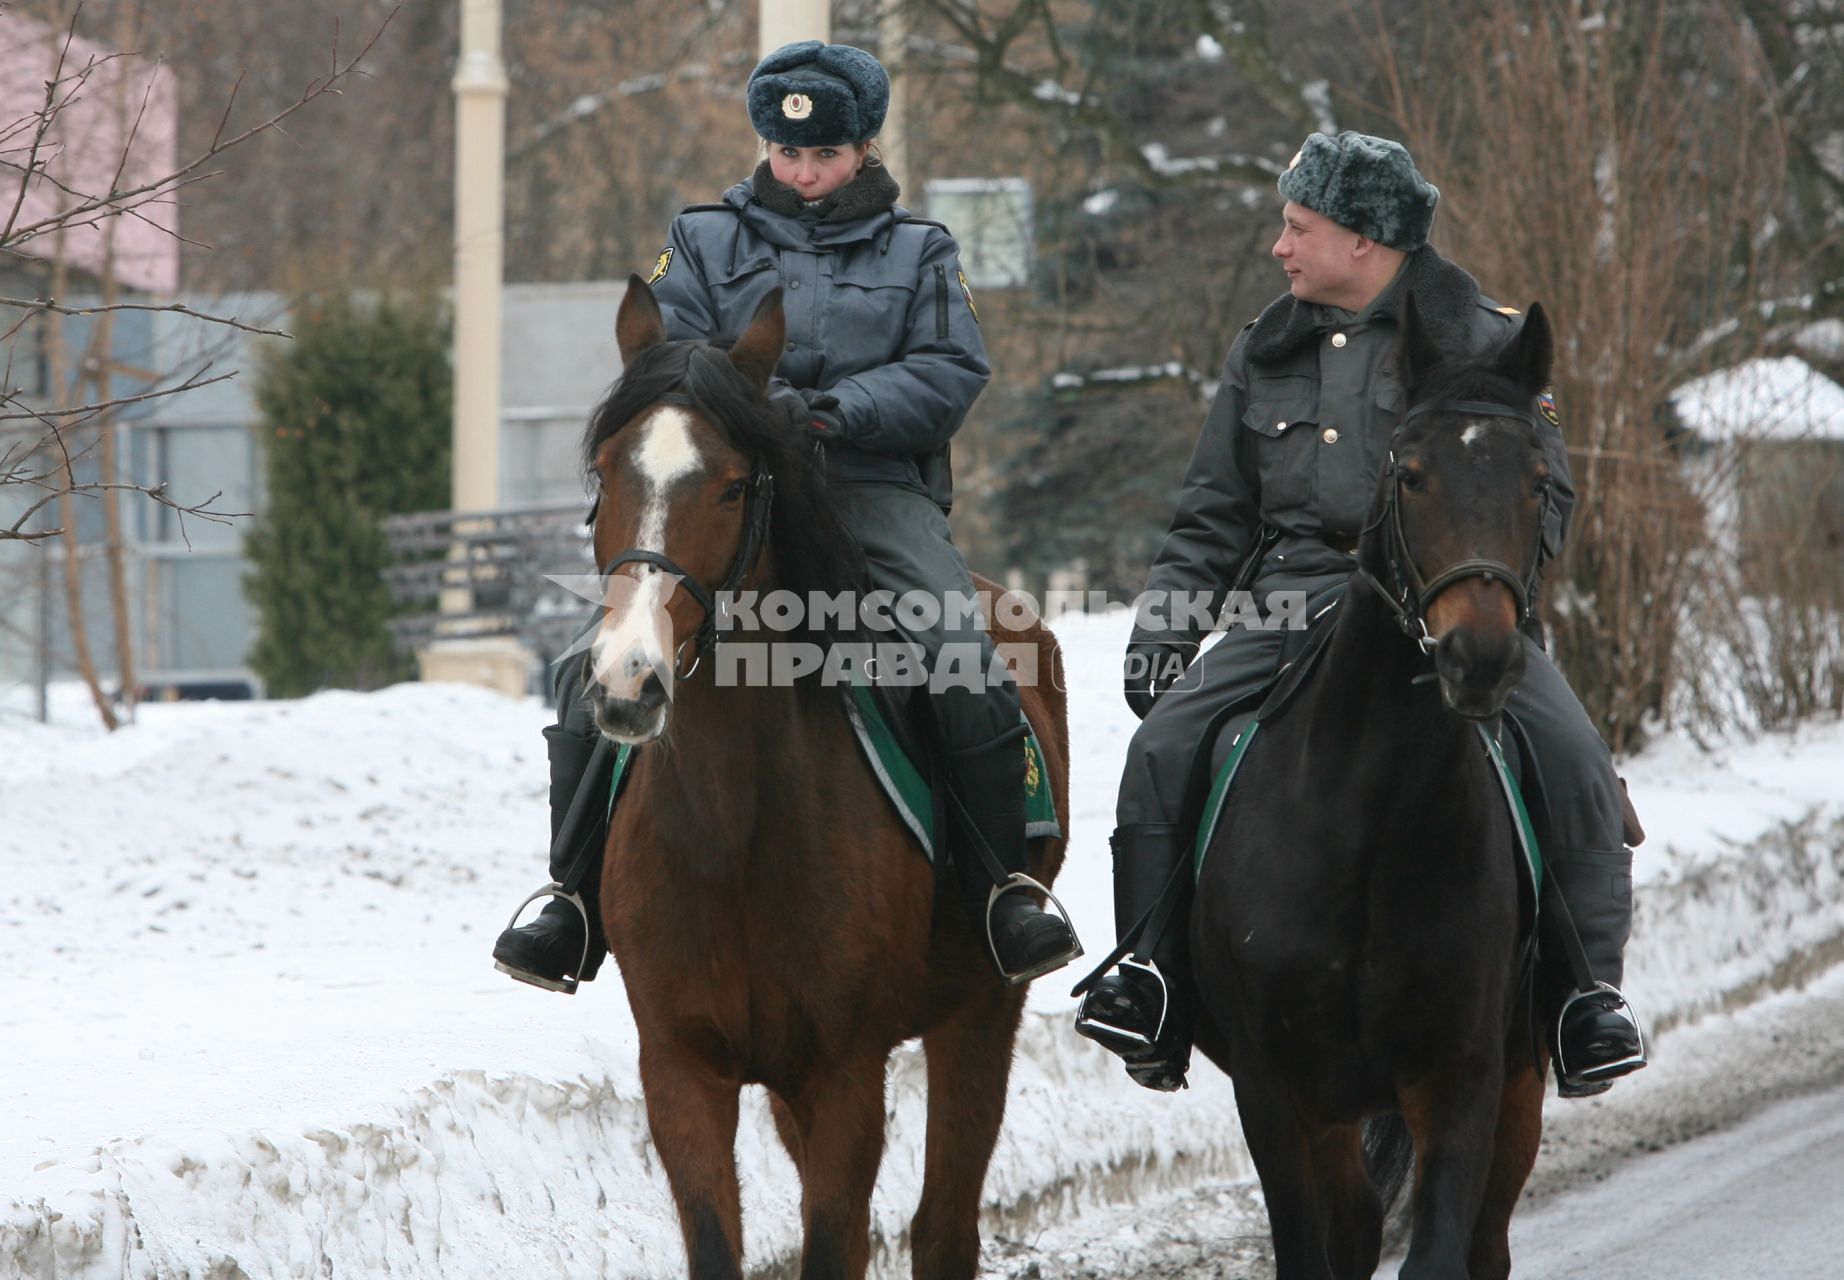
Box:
[1672,355,1844,442]
[3,612,1841,1277]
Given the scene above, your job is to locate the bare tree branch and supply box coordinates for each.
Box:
[0,5,401,251]
[0,296,291,338]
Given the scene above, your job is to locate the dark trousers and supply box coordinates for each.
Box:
[1116,587,1631,983]
[834,483,1022,753]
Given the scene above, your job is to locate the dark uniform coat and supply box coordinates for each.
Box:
[648,172,988,512]
[641,169,1020,750]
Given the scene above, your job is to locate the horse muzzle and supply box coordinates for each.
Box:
[587,667,670,743]
[587,626,675,743]
[1433,625,1525,721]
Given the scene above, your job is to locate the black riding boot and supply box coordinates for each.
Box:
[945,734,1082,985]
[1074,824,1193,1092]
[1549,845,1646,1095]
[491,721,612,994]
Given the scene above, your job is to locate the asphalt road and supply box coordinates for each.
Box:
[1508,1083,1844,1279]
[986,966,1844,1279]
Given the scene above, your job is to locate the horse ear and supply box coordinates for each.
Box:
[728,288,786,390]
[1397,292,1444,401]
[616,274,667,362]
[1497,300,1555,396]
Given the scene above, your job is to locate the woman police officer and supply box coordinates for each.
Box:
[491,41,1081,990]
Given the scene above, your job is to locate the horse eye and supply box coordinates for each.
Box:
[722,478,749,503]
[1399,469,1425,492]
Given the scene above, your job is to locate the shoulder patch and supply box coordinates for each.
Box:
[1537,388,1560,426]
[957,268,979,324]
[647,246,673,285]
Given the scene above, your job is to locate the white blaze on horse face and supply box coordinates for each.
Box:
[1461,423,1487,448]
[591,408,705,708]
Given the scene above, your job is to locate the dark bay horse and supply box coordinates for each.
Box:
[1192,300,1563,1279]
[582,276,1071,1280]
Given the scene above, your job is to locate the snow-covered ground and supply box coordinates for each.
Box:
[3,609,1841,1278]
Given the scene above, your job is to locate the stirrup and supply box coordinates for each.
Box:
[494,881,595,995]
[1555,981,1648,1089]
[1074,957,1168,1052]
[987,874,1084,986]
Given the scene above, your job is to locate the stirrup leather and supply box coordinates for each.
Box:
[987,873,1084,986]
[1074,958,1169,1051]
[1555,981,1648,1086]
[494,881,595,995]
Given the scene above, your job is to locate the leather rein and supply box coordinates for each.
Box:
[597,393,775,679]
[1353,399,1551,654]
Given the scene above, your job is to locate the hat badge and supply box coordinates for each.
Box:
[1288,149,1302,171]
[782,93,813,120]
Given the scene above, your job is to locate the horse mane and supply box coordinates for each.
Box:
[1404,335,1535,419]
[581,339,869,646]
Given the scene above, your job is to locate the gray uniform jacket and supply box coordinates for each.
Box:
[649,176,990,511]
[1133,246,1575,652]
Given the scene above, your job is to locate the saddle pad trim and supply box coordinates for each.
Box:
[847,685,1061,860]
[1478,724,1543,896]
[845,692,941,859]
[1193,721,1262,878]
[1188,719,1544,896]
[605,742,635,821]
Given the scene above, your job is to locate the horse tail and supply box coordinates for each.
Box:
[1362,1111,1413,1214]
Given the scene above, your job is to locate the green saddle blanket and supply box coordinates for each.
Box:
[1193,720,1542,896]
[604,685,1060,863]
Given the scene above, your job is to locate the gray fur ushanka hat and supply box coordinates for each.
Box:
[1277,131,1439,252]
[747,41,889,147]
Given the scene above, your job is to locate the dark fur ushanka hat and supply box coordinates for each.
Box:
[1277,131,1440,252]
[747,41,889,146]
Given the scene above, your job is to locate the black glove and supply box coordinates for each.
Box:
[796,386,843,436]
[1123,639,1193,719]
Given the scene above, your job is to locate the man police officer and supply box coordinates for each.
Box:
[1073,131,1647,1096]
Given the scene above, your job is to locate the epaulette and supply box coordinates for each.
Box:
[893,214,951,233]
[677,201,741,215]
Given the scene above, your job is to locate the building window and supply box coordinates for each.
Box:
[924,178,1034,289]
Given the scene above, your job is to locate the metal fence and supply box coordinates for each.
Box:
[380,501,596,665]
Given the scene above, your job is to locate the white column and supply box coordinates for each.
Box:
[878,0,906,183]
[452,0,507,515]
[427,0,532,695]
[759,0,830,58]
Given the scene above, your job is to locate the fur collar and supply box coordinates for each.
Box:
[1246,246,1482,364]
[750,159,901,223]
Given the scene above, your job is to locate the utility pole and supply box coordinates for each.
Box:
[452,0,506,518]
[879,1,906,184]
[422,0,533,695]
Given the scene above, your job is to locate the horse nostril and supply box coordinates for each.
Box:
[635,671,667,714]
[1437,632,1470,684]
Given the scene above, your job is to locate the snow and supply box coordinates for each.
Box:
[4,609,1843,1276]
[1195,35,1224,62]
[1672,355,1844,442]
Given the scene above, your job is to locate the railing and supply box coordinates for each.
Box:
[380,501,596,659]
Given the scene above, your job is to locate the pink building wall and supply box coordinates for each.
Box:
[0,13,178,295]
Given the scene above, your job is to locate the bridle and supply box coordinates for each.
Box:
[596,393,776,680]
[1354,399,1551,655]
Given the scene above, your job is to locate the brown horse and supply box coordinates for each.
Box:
[581,276,1070,1280]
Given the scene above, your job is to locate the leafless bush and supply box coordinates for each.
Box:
[1365,0,1791,752]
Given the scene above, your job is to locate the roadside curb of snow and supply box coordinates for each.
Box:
[4,810,1838,1280]
[1630,807,1844,1038]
